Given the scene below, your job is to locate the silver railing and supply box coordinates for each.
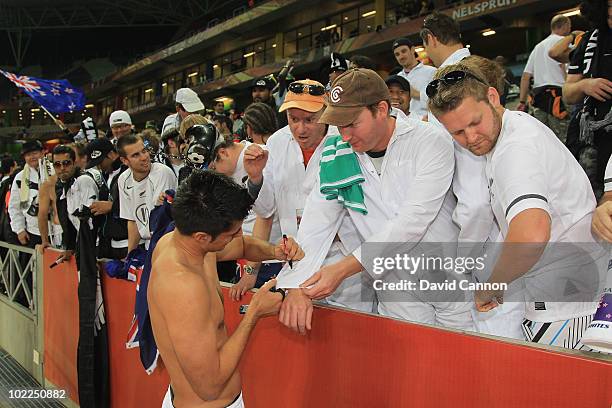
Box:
[0,241,38,316]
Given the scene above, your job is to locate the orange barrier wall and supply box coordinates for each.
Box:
[43,250,169,407]
[43,250,612,407]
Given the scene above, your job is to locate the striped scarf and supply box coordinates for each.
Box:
[319,135,367,214]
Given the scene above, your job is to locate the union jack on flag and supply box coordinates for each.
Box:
[0,70,86,114]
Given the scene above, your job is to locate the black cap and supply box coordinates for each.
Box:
[392,37,413,51]
[385,75,411,92]
[85,138,115,169]
[21,140,43,155]
[251,77,275,90]
[330,52,349,72]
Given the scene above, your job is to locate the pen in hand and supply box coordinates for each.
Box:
[282,234,293,269]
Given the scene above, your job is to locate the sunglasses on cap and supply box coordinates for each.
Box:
[288,82,325,96]
[425,70,489,98]
[53,159,73,168]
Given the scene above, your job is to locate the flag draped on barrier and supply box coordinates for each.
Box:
[0,70,86,113]
[127,190,176,374]
[73,174,111,407]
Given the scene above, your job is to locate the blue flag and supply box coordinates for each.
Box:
[0,70,86,114]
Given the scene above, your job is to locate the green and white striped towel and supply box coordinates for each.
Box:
[319,135,367,214]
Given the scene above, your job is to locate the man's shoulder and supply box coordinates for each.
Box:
[118,167,131,183]
[267,125,292,147]
[397,111,447,141]
[417,63,437,74]
[13,169,25,181]
[151,250,205,302]
[496,111,547,154]
[151,162,177,178]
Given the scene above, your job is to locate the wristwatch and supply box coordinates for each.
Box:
[244,264,257,275]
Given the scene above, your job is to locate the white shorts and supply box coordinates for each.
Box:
[162,386,244,408]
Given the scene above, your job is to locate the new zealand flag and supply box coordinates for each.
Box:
[0,70,86,113]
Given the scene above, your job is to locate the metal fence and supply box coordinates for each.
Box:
[0,241,38,316]
[0,240,43,385]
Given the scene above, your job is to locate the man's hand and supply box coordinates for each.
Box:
[60,249,73,261]
[17,230,29,245]
[301,264,347,300]
[247,279,283,319]
[279,288,313,335]
[475,287,503,312]
[156,192,169,206]
[592,201,612,242]
[273,236,304,263]
[243,144,268,185]
[90,201,113,216]
[37,240,51,253]
[516,102,528,112]
[582,78,612,102]
[230,273,257,301]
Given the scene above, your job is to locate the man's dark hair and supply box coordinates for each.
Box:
[0,156,15,175]
[213,114,233,131]
[117,134,142,157]
[172,169,253,238]
[53,145,76,162]
[581,0,608,31]
[350,55,377,71]
[243,102,278,136]
[420,12,462,46]
[175,103,185,112]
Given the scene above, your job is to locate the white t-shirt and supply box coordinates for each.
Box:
[397,62,437,119]
[119,162,177,248]
[486,110,603,322]
[66,168,103,233]
[523,34,566,88]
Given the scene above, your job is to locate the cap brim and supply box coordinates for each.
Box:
[183,100,205,113]
[279,100,324,113]
[317,105,363,127]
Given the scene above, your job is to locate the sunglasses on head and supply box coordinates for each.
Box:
[53,160,73,168]
[425,70,489,98]
[288,82,325,96]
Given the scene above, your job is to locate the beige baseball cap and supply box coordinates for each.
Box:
[318,68,391,127]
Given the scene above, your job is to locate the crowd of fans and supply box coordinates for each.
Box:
[1,0,610,360]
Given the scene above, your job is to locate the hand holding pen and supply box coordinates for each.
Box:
[276,234,304,268]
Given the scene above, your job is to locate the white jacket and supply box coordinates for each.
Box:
[8,165,40,236]
[276,110,459,288]
[253,124,340,238]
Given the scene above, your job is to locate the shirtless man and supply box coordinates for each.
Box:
[148,170,303,408]
[38,143,87,250]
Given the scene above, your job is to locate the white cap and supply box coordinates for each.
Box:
[109,110,132,127]
[175,88,205,113]
[161,113,179,137]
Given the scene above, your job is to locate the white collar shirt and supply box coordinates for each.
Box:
[486,110,603,321]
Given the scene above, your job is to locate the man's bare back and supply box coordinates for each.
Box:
[149,232,241,407]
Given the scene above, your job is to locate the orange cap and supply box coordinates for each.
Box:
[279,79,326,113]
